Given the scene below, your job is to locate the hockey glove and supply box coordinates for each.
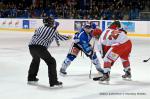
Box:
[67,35,72,40]
[55,21,59,27]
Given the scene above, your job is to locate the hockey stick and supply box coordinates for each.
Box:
[143,58,150,62]
[89,38,96,79]
[81,51,84,58]
[81,51,83,57]
[89,60,93,79]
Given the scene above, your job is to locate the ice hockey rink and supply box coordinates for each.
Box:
[0,30,150,99]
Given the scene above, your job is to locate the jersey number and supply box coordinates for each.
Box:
[103,30,119,40]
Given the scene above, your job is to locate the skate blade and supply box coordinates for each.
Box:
[50,85,63,89]
[122,78,132,81]
[98,80,110,85]
[27,81,38,85]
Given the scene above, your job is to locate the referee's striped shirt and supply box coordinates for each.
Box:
[29,26,69,48]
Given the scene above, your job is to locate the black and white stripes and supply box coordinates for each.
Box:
[29,26,69,48]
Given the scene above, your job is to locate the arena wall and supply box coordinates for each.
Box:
[0,18,149,37]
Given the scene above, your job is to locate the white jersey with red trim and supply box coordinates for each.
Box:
[99,28,129,46]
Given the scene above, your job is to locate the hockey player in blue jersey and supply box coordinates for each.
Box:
[60,24,103,75]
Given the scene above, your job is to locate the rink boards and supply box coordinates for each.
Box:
[0,18,150,37]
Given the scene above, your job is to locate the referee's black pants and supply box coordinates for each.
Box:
[28,45,58,84]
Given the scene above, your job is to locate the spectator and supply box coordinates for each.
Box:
[0,0,149,20]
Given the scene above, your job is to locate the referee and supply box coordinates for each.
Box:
[27,16,69,87]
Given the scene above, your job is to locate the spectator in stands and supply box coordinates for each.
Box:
[0,0,149,20]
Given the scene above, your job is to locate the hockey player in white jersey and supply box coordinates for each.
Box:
[93,21,132,82]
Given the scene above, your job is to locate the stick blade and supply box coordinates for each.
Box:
[143,60,148,62]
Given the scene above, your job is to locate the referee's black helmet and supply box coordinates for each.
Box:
[43,16,54,27]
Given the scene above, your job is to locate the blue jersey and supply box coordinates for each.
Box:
[73,30,92,53]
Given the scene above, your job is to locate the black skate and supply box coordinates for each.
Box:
[93,69,104,81]
[122,68,132,81]
[93,76,103,81]
[60,68,67,76]
[50,81,63,88]
[98,72,110,84]
[27,78,39,85]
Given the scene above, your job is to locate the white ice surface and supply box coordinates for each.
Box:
[0,30,150,99]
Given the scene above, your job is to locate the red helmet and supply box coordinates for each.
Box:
[109,20,121,29]
[91,28,102,38]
